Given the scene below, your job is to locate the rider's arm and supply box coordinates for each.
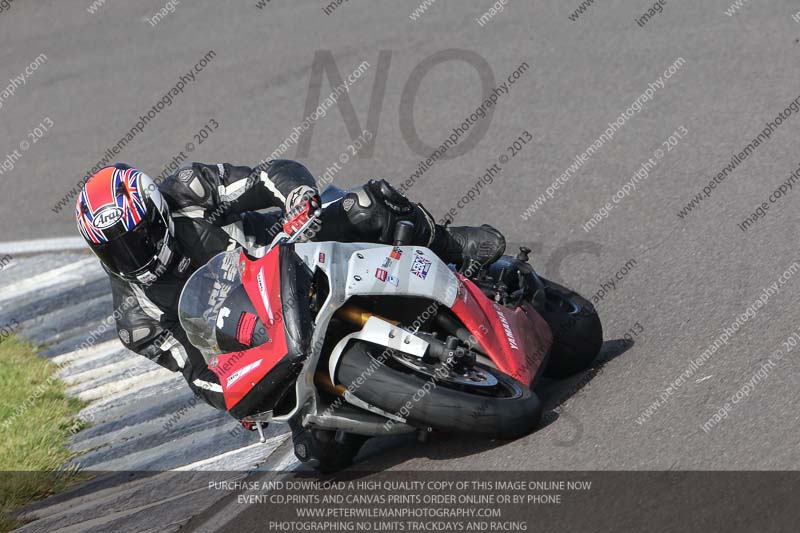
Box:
[228,159,318,214]
[107,274,227,410]
[109,272,184,372]
[162,159,318,219]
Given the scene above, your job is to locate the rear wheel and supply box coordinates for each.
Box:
[336,340,542,439]
[536,278,603,378]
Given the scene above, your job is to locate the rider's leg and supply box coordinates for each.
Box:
[315,179,505,267]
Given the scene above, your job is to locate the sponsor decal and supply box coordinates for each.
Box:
[410,255,431,279]
[216,307,231,329]
[257,267,275,324]
[387,275,399,287]
[318,252,326,263]
[493,304,519,350]
[210,357,219,368]
[136,270,158,284]
[227,359,262,387]
[118,329,130,345]
[220,252,238,281]
[381,257,392,268]
[93,205,124,229]
[384,199,412,213]
[178,168,194,182]
[202,254,238,321]
[390,247,403,260]
[342,197,355,212]
[177,256,192,274]
[203,280,231,321]
[157,241,173,266]
[456,279,469,302]
[236,311,259,346]
[375,268,388,282]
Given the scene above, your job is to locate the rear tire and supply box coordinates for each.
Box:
[536,278,603,378]
[336,341,542,439]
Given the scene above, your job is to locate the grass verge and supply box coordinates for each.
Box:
[0,336,89,531]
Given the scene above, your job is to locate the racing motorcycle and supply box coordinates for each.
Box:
[178,186,602,471]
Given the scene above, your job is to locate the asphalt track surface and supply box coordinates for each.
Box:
[2,0,800,530]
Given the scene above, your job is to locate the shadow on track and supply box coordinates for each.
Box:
[536,337,633,426]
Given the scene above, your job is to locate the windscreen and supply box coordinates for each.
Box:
[178,250,242,361]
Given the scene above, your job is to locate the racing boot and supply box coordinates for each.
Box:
[429,223,506,269]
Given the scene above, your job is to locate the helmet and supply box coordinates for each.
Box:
[76,163,175,283]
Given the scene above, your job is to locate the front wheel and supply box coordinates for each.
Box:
[536,278,603,378]
[336,341,542,439]
[290,418,368,473]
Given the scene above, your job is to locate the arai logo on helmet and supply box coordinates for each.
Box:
[93,205,124,229]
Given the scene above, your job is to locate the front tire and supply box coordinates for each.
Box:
[336,341,542,439]
[536,278,603,378]
[290,418,368,473]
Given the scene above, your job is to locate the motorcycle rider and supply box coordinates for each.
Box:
[75,160,506,420]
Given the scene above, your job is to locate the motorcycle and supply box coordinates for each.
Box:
[178,186,603,471]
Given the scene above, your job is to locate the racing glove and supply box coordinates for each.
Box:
[282,187,322,241]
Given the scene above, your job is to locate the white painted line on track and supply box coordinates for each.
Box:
[255,446,301,473]
[60,356,144,387]
[173,435,291,471]
[78,375,185,418]
[72,367,172,402]
[53,340,127,370]
[0,257,100,303]
[0,236,86,256]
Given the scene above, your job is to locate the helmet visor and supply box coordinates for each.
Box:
[93,207,168,278]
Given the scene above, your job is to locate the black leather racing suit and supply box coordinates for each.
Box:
[109,159,442,412]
